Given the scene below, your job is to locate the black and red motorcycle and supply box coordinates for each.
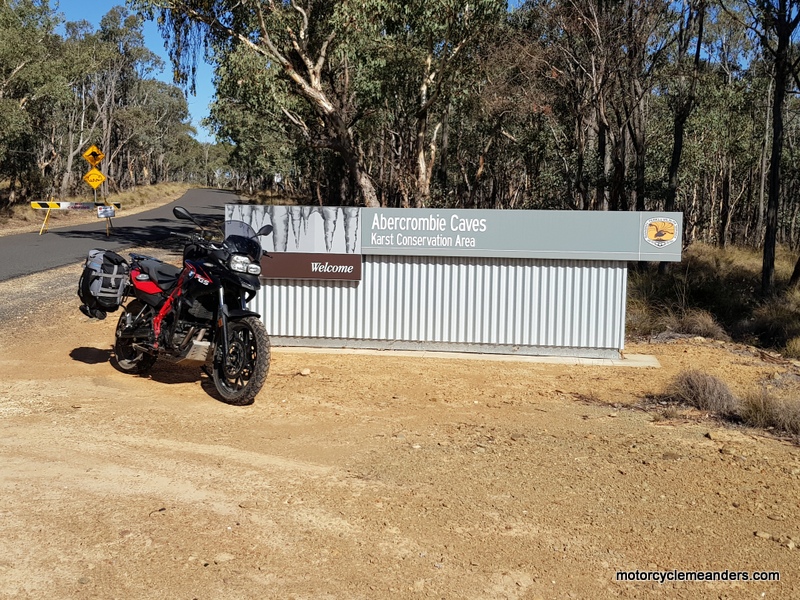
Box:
[113,206,273,405]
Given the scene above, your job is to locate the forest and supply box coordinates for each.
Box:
[0,1,231,203]
[5,1,800,292]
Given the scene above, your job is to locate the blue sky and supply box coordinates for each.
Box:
[55,0,215,143]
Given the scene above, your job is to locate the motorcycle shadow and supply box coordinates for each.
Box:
[70,347,113,365]
[70,346,248,405]
[102,351,231,404]
[142,361,205,385]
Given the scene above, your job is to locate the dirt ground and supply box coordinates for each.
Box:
[1,257,799,600]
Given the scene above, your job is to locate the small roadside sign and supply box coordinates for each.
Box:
[83,168,106,189]
[82,145,105,167]
[96,205,115,219]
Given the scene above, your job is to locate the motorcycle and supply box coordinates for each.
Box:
[113,206,273,405]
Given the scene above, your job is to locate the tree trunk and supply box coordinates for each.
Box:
[758,79,773,240]
[596,120,608,210]
[438,101,450,192]
[763,32,790,295]
[719,157,731,248]
[415,113,429,206]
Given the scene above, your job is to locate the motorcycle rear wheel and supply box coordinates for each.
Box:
[114,300,157,374]
[212,316,270,405]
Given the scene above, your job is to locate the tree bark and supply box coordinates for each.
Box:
[763,17,792,294]
[719,156,731,248]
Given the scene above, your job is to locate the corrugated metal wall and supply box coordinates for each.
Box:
[253,256,628,357]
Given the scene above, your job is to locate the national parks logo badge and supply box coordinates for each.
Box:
[644,217,678,248]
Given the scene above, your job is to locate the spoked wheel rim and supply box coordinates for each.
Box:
[217,324,257,394]
[115,318,141,363]
[113,300,157,374]
[211,316,270,405]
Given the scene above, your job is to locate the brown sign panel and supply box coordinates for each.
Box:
[260,253,362,281]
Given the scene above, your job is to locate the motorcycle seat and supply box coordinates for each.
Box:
[139,259,181,290]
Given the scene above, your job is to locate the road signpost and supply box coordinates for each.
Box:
[33,145,117,235]
[81,146,113,236]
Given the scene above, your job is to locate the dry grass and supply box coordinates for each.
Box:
[0,183,193,236]
[242,190,302,206]
[661,369,800,438]
[749,288,800,347]
[658,308,730,340]
[680,308,730,339]
[740,390,800,435]
[664,370,738,416]
[627,243,800,349]
[783,336,800,359]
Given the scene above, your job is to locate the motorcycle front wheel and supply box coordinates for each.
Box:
[114,300,157,374]
[212,316,270,405]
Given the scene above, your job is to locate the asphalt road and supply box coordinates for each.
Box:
[0,188,241,282]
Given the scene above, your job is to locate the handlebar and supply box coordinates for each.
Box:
[171,230,225,253]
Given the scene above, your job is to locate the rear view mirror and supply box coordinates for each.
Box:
[257,224,274,237]
[173,206,195,222]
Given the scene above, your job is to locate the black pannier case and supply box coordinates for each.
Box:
[78,249,129,319]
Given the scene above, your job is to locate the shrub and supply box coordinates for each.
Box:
[664,370,738,416]
[749,289,800,347]
[625,297,660,338]
[658,308,729,340]
[679,308,729,340]
[740,391,800,436]
[783,337,800,359]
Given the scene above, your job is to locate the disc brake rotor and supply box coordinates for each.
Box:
[223,340,245,378]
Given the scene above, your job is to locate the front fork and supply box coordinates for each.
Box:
[217,287,230,360]
[216,287,256,364]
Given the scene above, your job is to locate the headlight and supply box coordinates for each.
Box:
[230,254,261,275]
[229,254,249,273]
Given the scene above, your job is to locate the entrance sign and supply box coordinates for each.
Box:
[227,204,684,358]
[362,209,683,262]
[228,205,683,262]
[261,253,362,281]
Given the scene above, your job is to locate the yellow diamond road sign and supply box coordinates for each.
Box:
[83,168,106,189]
[82,145,105,167]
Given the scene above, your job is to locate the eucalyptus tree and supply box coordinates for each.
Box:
[725,0,800,292]
[57,20,107,197]
[129,0,506,207]
[0,0,61,202]
[206,43,309,196]
[129,0,384,206]
[663,0,706,218]
[365,0,506,206]
[116,79,194,186]
[520,0,672,211]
